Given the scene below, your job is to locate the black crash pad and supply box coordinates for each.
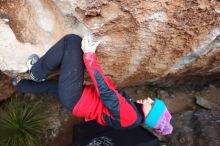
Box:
[72,120,159,146]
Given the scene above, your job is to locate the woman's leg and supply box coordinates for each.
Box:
[16,79,59,97]
[30,35,71,80]
[57,34,84,111]
[16,34,84,112]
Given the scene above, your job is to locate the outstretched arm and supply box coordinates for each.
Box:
[83,52,113,95]
[81,37,142,128]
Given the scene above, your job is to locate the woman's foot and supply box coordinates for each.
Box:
[11,76,21,86]
[27,54,39,71]
[27,54,46,82]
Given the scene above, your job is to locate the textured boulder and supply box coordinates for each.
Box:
[0,72,15,100]
[167,110,220,146]
[0,0,220,89]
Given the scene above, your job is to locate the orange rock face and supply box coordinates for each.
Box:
[0,0,220,98]
[0,72,15,101]
[74,0,220,86]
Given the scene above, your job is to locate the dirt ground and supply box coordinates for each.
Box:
[48,83,220,146]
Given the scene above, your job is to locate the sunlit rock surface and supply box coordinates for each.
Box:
[0,0,220,94]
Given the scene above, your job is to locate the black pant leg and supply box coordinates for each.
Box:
[58,34,84,111]
[16,79,59,97]
[16,34,84,112]
[30,35,66,80]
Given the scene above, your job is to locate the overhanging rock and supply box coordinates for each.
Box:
[0,0,220,88]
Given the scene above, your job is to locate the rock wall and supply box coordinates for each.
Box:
[167,110,220,146]
[0,0,220,91]
[0,72,15,100]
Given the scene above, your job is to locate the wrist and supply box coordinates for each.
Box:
[84,52,96,59]
[84,52,95,55]
[84,51,95,53]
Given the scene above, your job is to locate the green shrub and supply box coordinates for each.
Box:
[0,96,48,146]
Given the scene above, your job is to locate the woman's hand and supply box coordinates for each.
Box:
[81,36,100,53]
[136,97,154,118]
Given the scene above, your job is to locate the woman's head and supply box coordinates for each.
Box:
[136,97,173,135]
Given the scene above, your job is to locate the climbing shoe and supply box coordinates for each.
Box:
[11,77,20,86]
[27,54,39,71]
[27,54,46,82]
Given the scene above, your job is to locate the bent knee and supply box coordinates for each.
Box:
[64,34,82,42]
